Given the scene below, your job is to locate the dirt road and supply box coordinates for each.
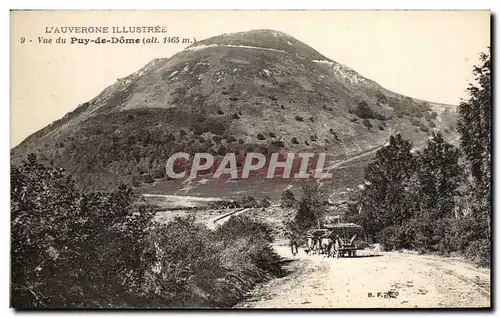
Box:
[237,243,490,308]
[207,208,251,229]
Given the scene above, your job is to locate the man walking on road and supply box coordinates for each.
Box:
[290,233,299,256]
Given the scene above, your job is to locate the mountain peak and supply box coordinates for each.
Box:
[186,28,331,61]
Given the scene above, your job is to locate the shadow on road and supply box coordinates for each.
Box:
[352,254,384,258]
[304,254,384,259]
[276,258,297,278]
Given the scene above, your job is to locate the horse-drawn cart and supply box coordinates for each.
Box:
[303,222,365,257]
[323,223,364,257]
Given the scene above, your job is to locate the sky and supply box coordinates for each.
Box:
[10,10,490,147]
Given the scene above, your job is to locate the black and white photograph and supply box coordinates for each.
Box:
[9,10,492,309]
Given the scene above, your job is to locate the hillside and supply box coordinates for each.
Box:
[11,29,459,196]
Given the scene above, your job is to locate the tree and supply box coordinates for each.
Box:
[415,133,465,220]
[353,134,416,238]
[458,49,491,188]
[402,133,466,252]
[294,185,325,230]
[456,49,491,265]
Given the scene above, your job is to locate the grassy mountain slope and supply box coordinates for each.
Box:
[11,29,458,195]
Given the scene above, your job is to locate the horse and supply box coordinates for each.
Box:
[320,237,333,257]
[332,237,341,259]
[314,237,323,255]
[306,237,321,255]
[306,237,314,255]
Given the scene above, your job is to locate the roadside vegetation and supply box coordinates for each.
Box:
[11,155,282,308]
[345,50,491,267]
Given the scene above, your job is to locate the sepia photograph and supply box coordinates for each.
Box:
[9,10,491,309]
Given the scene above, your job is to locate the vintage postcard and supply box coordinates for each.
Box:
[10,10,491,309]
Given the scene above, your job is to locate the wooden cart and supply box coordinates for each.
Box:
[323,223,364,257]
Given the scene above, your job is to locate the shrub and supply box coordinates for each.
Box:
[207,200,240,209]
[232,113,240,119]
[142,173,154,183]
[281,190,296,208]
[141,217,224,306]
[464,239,490,267]
[238,138,245,144]
[217,145,229,156]
[167,133,176,142]
[378,124,385,130]
[260,196,271,208]
[229,97,238,101]
[193,127,203,135]
[376,225,408,250]
[144,214,280,306]
[310,135,318,141]
[237,196,259,208]
[132,175,142,187]
[428,121,436,128]
[11,156,157,308]
[257,133,266,141]
[354,100,384,119]
[291,137,299,144]
[424,112,435,121]
[309,117,315,122]
[217,109,224,115]
[197,136,206,143]
[376,92,388,104]
[295,115,304,122]
[333,132,342,142]
[153,167,165,179]
[362,119,372,128]
[271,140,285,147]
[212,135,223,143]
[411,118,421,126]
[269,132,276,138]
